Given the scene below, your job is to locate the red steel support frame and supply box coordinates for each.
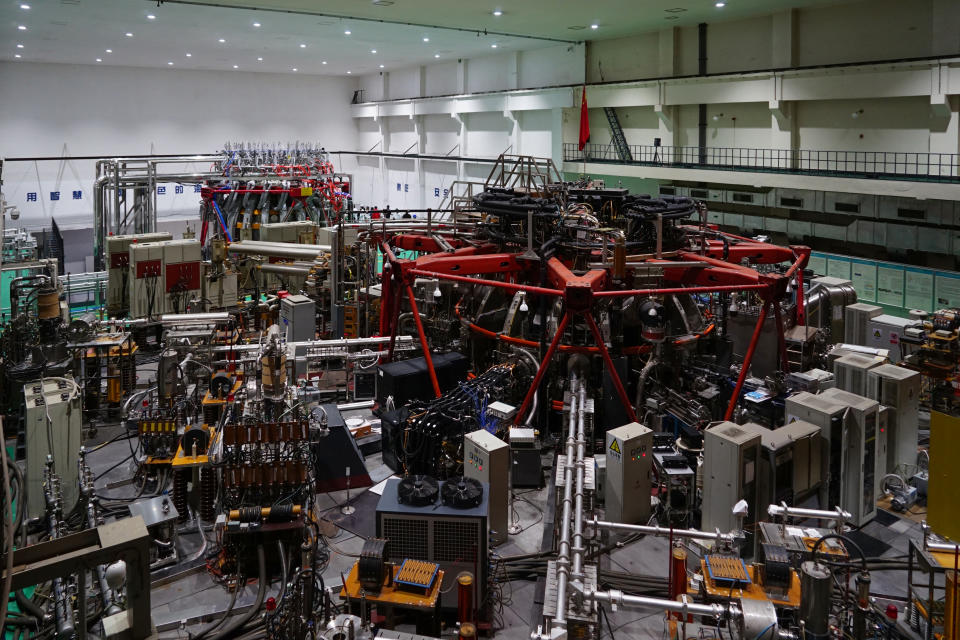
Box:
[513,312,572,424]
[406,284,442,398]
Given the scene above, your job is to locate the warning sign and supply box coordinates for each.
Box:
[609,440,621,454]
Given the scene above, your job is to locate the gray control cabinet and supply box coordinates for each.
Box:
[604,422,653,524]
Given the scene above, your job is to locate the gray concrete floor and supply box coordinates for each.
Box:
[80,407,923,639]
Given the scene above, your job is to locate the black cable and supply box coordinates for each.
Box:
[189,576,241,640]
[210,545,267,640]
[812,533,868,571]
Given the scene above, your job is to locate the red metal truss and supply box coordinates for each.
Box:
[376,229,810,423]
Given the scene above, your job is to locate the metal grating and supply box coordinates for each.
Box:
[432,520,480,564]
[382,517,428,560]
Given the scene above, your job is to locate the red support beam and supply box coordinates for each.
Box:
[584,313,639,423]
[405,284,442,398]
[408,269,563,297]
[513,312,571,425]
[724,299,771,421]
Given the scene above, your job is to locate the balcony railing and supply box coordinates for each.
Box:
[564,143,960,182]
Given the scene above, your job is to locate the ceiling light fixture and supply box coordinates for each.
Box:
[346,70,352,74]
[322,60,327,64]
[423,37,429,42]
[20,3,30,9]
[18,25,27,31]
[493,9,503,16]
[344,30,351,35]
[15,54,21,58]
[300,43,306,48]
[292,67,298,71]
[218,38,226,43]
[715,1,725,6]
[125,32,133,37]
[96,58,102,62]
[147,14,155,20]
[233,64,238,69]
[167,61,173,65]
[491,43,498,48]
[379,64,384,68]
[253,22,261,27]
[434,53,440,58]
[257,56,263,61]
[590,23,599,29]
[106,49,112,53]
[370,49,376,53]
[16,44,23,49]
[186,53,192,57]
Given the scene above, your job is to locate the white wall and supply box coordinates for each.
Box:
[0,62,358,230]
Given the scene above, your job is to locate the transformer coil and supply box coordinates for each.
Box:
[199,466,217,522]
[172,469,189,523]
[358,538,389,592]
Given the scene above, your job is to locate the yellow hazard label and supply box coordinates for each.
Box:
[609,440,621,454]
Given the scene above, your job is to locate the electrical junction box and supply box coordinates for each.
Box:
[865,315,915,362]
[464,429,510,545]
[833,353,885,397]
[702,422,761,536]
[604,422,653,524]
[867,363,920,472]
[24,376,82,520]
[594,454,607,506]
[106,232,171,315]
[280,294,315,342]
[127,239,201,318]
[737,420,822,510]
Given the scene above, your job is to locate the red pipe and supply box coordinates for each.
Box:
[408,269,563,298]
[584,313,638,423]
[724,299,771,421]
[513,312,571,425]
[406,284,442,398]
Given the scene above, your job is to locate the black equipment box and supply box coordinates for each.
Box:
[376,352,469,408]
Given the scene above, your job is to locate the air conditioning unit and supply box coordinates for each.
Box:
[376,477,488,611]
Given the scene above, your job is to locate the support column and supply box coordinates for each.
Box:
[507,52,520,91]
[657,27,679,77]
[771,9,796,70]
[505,110,520,156]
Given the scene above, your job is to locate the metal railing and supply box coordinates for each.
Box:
[564,143,960,182]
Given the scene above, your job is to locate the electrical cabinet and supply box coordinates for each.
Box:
[738,421,822,510]
[280,294,316,342]
[464,429,510,545]
[105,232,171,315]
[844,303,882,346]
[867,364,921,472]
[128,239,201,318]
[833,353,885,397]
[23,376,82,520]
[865,315,915,362]
[604,422,653,524]
[702,422,761,536]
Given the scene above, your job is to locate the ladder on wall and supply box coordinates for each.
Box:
[603,107,633,163]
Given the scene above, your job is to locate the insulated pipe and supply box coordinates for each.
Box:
[571,381,588,581]
[552,373,580,629]
[160,312,232,324]
[767,504,852,523]
[586,588,727,620]
[589,518,743,546]
[227,241,330,259]
[257,264,313,276]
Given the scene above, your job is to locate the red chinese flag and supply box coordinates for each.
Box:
[578,85,590,151]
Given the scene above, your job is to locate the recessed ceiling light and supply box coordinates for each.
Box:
[147,14,155,20]
[371,49,377,54]
[292,67,298,71]
[590,23,599,29]
[125,32,133,37]
[105,49,112,53]
[219,38,226,43]
[491,43,498,48]
[257,56,263,61]
[493,9,503,16]
[16,44,23,49]
[233,64,238,69]
[253,22,261,27]
[18,25,27,31]
[300,43,306,48]
[344,30,351,35]
[423,37,429,42]
[715,1,725,6]
[15,54,21,58]
[20,3,30,9]
[167,61,173,65]
[434,53,440,58]
[379,64,384,68]
[186,53,192,57]
[322,60,327,64]
[96,58,102,62]
[347,70,352,74]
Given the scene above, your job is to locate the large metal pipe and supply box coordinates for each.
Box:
[552,374,580,629]
[586,588,727,619]
[160,312,232,324]
[227,241,330,259]
[571,381,587,581]
[258,264,313,276]
[590,518,743,546]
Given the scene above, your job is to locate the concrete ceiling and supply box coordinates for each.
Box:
[2,0,845,76]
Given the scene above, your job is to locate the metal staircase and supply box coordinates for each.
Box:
[603,107,633,163]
